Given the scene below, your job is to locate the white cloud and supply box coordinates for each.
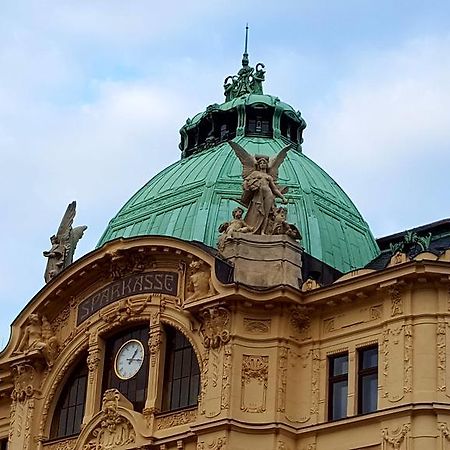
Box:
[305,35,450,235]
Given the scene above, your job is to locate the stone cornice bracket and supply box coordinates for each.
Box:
[199,306,231,349]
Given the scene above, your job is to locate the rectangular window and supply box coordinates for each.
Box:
[0,439,8,450]
[358,346,378,414]
[328,353,348,420]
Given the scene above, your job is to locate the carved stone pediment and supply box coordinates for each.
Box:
[75,389,148,450]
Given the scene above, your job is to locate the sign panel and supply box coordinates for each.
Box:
[77,271,178,324]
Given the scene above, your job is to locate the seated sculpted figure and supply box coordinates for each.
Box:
[17,313,59,366]
[218,207,253,250]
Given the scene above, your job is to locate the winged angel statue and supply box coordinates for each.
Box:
[43,201,87,283]
[228,141,293,235]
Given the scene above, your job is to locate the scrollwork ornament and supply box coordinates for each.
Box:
[155,409,197,429]
[382,423,410,449]
[439,422,450,442]
[221,344,232,410]
[99,297,149,324]
[404,324,413,393]
[148,331,161,367]
[87,349,100,385]
[310,350,320,414]
[437,321,447,392]
[390,286,403,316]
[277,347,288,413]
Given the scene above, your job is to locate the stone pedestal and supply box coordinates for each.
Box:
[221,233,303,289]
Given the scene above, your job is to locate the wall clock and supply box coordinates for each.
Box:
[114,339,145,380]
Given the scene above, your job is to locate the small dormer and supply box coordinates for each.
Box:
[280,110,304,144]
[245,103,273,137]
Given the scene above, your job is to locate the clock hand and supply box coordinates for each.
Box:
[128,348,139,364]
[127,357,143,363]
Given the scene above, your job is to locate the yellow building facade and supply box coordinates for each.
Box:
[1,54,450,450]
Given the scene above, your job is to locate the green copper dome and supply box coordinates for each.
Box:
[98,55,379,273]
[98,132,379,272]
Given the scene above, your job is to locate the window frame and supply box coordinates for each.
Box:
[50,357,88,439]
[327,352,349,421]
[162,326,200,412]
[357,345,378,415]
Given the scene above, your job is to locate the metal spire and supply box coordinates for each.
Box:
[242,23,249,67]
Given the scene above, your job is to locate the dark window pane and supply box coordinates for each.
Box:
[163,327,200,411]
[332,355,348,376]
[331,380,348,420]
[66,406,76,434]
[361,347,378,369]
[173,351,183,379]
[171,379,181,409]
[179,378,189,406]
[361,373,378,413]
[58,409,68,436]
[182,349,192,377]
[190,374,200,404]
[51,358,88,438]
[358,346,378,414]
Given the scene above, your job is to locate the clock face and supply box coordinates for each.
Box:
[114,339,145,380]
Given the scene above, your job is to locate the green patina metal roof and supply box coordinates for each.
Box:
[184,94,300,130]
[98,49,379,272]
[98,135,379,273]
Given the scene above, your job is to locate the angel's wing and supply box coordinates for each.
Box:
[228,141,256,179]
[268,144,293,182]
[56,201,76,242]
[70,225,87,250]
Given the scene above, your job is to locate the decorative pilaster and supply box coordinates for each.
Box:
[83,329,103,425]
[144,301,165,417]
[9,362,41,450]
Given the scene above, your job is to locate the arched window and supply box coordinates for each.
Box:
[50,357,88,439]
[162,327,200,411]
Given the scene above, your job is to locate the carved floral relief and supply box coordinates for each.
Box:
[382,325,413,402]
[240,355,269,413]
[155,409,197,430]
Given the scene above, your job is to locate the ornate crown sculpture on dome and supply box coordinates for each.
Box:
[218,141,301,250]
[223,25,266,101]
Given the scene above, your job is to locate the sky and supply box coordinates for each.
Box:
[1,0,450,348]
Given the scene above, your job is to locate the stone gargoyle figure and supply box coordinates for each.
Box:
[229,141,292,235]
[43,201,87,283]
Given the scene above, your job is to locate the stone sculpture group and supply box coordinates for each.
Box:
[218,141,301,250]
